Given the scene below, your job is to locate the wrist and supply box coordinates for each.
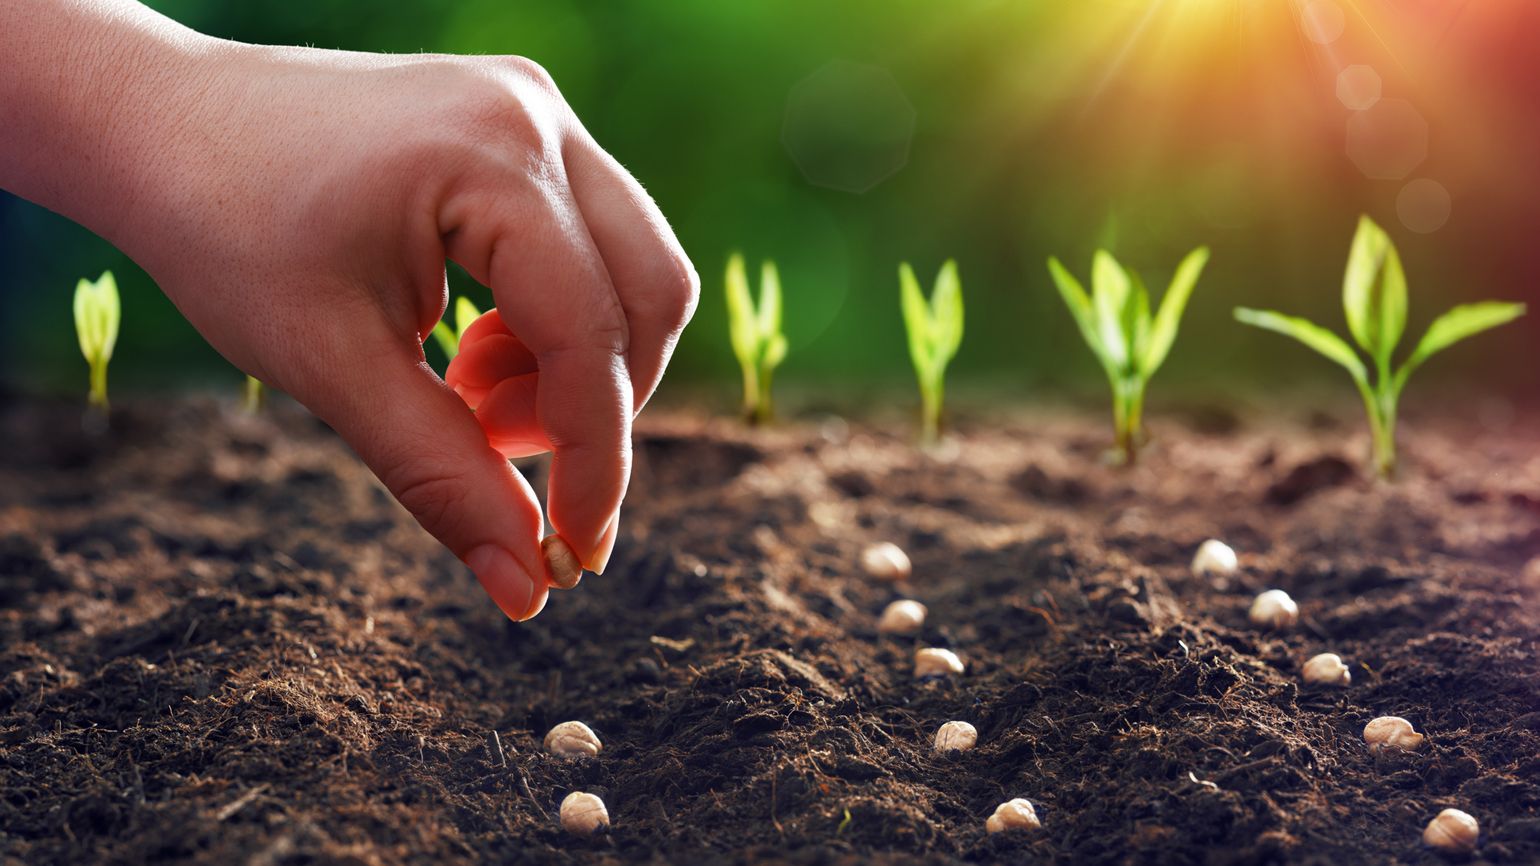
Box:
[0,1,231,248]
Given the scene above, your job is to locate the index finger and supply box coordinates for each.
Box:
[443,180,632,574]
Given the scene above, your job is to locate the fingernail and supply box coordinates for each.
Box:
[542,535,583,590]
[465,544,537,623]
[587,510,620,575]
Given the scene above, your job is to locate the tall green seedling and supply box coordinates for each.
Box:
[431,296,482,360]
[244,376,265,414]
[725,253,787,425]
[899,260,964,446]
[1236,215,1524,479]
[1047,246,1210,463]
[73,270,120,411]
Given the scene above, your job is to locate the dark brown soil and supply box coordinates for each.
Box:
[2,395,1539,865]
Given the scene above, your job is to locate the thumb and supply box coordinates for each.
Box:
[297,345,550,623]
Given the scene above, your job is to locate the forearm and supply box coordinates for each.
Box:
[0,0,219,245]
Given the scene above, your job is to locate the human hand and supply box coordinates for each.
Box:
[2,12,698,622]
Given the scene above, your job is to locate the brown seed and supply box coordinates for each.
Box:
[1422,808,1478,854]
[985,798,1040,833]
[1364,716,1424,751]
[542,535,583,590]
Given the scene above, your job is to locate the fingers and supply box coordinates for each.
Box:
[563,142,700,411]
[442,181,632,574]
[301,341,550,623]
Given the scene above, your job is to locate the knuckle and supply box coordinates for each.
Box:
[388,468,470,540]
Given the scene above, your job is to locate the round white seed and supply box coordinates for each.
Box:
[861,542,912,582]
[933,721,978,752]
[913,647,964,678]
[985,798,1041,834]
[1248,589,1299,629]
[878,599,928,635]
[559,791,610,835]
[1302,652,1351,687]
[544,721,602,757]
[1364,716,1425,751]
[1192,539,1239,577]
[1422,808,1479,854]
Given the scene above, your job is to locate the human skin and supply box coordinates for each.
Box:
[0,0,699,622]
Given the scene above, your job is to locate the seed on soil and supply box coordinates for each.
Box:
[861,542,912,582]
[559,791,610,834]
[1302,652,1351,686]
[542,535,583,590]
[1248,589,1298,629]
[1422,808,1479,854]
[985,798,1041,833]
[877,599,927,635]
[914,647,964,678]
[933,720,977,752]
[1363,716,1424,752]
[1191,539,1238,577]
[544,721,602,757]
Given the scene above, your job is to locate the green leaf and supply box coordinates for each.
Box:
[1047,257,1107,372]
[1125,266,1151,367]
[455,296,481,338]
[1342,215,1407,368]
[898,262,933,374]
[1234,307,1368,386]
[930,259,964,365]
[1394,301,1526,392]
[431,321,458,359]
[1091,250,1131,369]
[757,260,782,345]
[763,332,788,370]
[1142,246,1209,377]
[73,270,120,364]
[724,253,757,369]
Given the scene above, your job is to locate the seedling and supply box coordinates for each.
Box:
[430,296,482,360]
[73,270,120,411]
[243,376,265,414]
[1047,246,1210,463]
[1236,216,1524,479]
[899,260,964,445]
[725,253,787,424]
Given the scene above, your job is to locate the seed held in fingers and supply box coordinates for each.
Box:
[985,798,1040,833]
[1364,716,1424,751]
[933,720,977,752]
[559,791,610,834]
[542,535,583,590]
[862,542,912,582]
[1248,589,1299,629]
[544,721,602,757]
[1192,539,1238,577]
[914,647,964,678]
[1302,652,1351,686]
[878,599,927,635]
[1423,808,1479,854]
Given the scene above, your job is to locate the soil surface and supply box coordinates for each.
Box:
[2,394,1539,865]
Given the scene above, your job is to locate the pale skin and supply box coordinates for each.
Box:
[0,0,700,622]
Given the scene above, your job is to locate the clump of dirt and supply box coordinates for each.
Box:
[2,395,1538,865]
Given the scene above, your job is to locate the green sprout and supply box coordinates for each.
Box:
[243,376,265,414]
[725,253,787,425]
[1236,215,1525,480]
[431,296,482,360]
[73,270,120,411]
[899,260,964,446]
[1047,246,1210,463]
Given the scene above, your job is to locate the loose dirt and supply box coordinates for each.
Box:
[2,396,1538,865]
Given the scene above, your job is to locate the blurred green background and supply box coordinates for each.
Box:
[3,0,1537,414]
